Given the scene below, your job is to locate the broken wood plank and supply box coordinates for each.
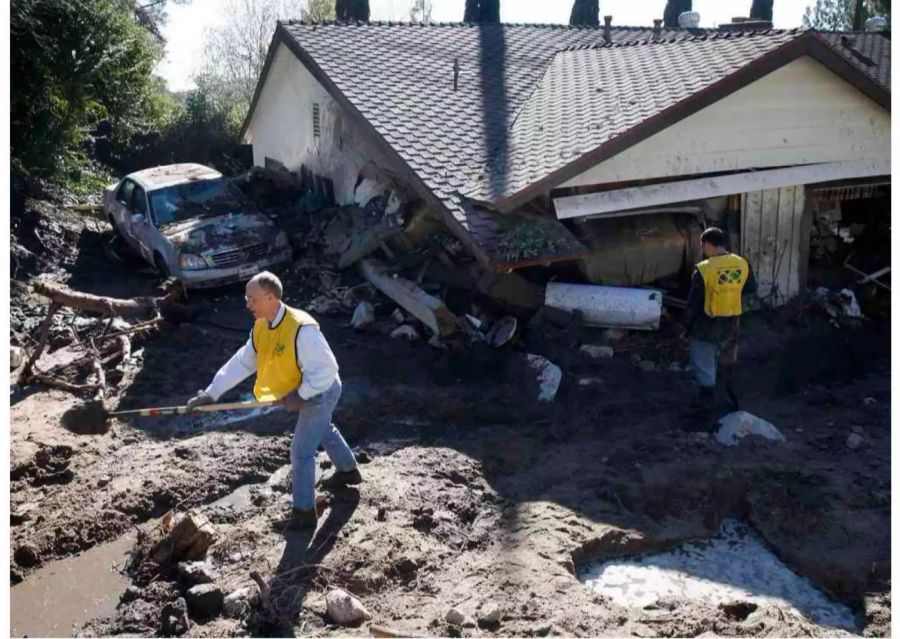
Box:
[33,281,188,320]
[369,624,423,638]
[360,259,465,337]
[33,343,87,375]
[337,221,403,269]
[20,302,61,382]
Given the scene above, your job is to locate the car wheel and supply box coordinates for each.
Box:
[154,253,170,279]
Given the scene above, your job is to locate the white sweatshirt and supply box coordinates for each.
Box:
[204,302,339,401]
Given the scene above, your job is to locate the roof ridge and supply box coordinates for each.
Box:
[553,27,803,52]
[280,19,710,30]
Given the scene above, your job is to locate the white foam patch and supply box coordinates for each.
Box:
[580,519,857,631]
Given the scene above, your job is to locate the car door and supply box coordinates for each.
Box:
[130,185,158,263]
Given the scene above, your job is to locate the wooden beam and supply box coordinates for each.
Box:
[553,161,891,220]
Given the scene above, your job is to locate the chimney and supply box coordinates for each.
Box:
[603,15,612,43]
[653,18,662,37]
[719,16,772,31]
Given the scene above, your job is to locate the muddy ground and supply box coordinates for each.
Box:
[9,193,891,638]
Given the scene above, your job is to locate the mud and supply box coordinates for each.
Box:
[10,193,891,638]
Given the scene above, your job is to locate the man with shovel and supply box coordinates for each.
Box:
[683,227,757,421]
[186,271,361,531]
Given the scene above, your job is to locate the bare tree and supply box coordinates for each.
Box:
[202,0,302,108]
[302,0,335,21]
[410,0,432,22]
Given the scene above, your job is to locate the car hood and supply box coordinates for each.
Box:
[164,212,281,253]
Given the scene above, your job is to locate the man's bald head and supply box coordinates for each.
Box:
[247,271,283,299]
[245,271,283,322]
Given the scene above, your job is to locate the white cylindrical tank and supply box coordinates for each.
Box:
[545,282,663,330]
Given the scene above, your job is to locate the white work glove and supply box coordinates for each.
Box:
[186,390,214,412]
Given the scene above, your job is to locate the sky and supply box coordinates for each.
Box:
[157,0,813,92]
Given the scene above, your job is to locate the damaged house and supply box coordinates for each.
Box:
[241,19,890,317]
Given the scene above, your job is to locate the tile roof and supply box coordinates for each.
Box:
[267,22,890,262]
[819,31,891,90]
[277,21,702,258]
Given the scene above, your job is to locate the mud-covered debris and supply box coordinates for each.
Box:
[186,583,224,619]
[149,510,217,568]
[846,433,864,450]
[445,607,466,626]
[477,601,503,625]
[160,597,190,635]
[14,542,41,568]
[390,325,420,341]
[223,587,257,619]
[10,346,23,370]
[526,354,562,403]
[326,588,372,626]
[178,561,214,586]
[715,412,785,447]
[580,344,614,359]
[351,302,375,330]
[719,600,758,621]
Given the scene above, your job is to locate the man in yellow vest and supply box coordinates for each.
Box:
[684,227,757,413]
[185,271,361,531]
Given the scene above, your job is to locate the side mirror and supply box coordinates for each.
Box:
[132,213,146,224]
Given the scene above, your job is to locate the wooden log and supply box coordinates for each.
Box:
[20,302,61,382]
[250,570,281,622]
[370,625,422,638]
[360,259,465,337]
[33,280,187,320]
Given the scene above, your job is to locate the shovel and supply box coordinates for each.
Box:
[61,398,279,434]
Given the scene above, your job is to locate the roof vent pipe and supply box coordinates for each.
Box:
[453,58,459,91]
[603,15,612,43]
[678,11,701,29]
[653,18,662,37]
[865,16,888,31]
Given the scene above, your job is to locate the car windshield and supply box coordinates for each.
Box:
[149,178,247,227]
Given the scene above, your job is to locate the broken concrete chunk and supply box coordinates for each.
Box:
[186,583,223,618]
[477,601,503,625]
[351,302,375,330]
[715,412,785,447]
[846,433,864,450]
[580,344,614,359]
[223,587,257,619]
[325,588,372,626]
[151,511,217,565]
[360,259,464,337]
[390,325,420,341]
[526,354,562,403]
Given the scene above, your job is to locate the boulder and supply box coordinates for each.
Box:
[526,354,562,403]
[351,302,375,330]
[325,588,372,626]
[186,583,224,618]
[445,607,466,626]
[715,411,785,447]
[478,601,503,625]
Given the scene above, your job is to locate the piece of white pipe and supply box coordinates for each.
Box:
[545,282,663,330]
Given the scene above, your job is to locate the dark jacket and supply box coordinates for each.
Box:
[684,256,758,343]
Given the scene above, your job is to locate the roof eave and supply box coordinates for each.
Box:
[478,31,889,214]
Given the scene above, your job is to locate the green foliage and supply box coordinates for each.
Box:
[802,0,888,29]
[11,0,166,179]
[303,0,336,21]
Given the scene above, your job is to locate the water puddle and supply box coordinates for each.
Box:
[11,532,135,637]
[580,519,858,631]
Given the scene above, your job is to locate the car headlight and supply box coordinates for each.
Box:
[178,253,208,270]
[274,231,290,249]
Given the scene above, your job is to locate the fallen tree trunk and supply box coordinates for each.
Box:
[33,280,189,320]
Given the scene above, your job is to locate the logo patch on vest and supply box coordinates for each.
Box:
[274,342,286,356]
[717,268,743,284]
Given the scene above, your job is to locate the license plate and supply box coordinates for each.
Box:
[239,264,260,279]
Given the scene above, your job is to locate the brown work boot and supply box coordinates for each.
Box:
[272,507,317,532]
[319,468,363,491]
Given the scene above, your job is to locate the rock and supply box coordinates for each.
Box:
[97,475,112,488]
[151,511,217,564]
[638,360,656,372]
[121,585,144,604]
[223,587,256,619]
[846,433,864,450]
[715,411,785,447]
[10,346,23,370]
[391,309,405,324]
[356,450,372,464]
[445,607,466,626]
[14,542,41,568]
[526,354,562,403]
[177,561,214,586]
[580,344,614,359]
[390,325,420,341]
[486,316,517,347]
[719,600,758,621]
[325,588,372,626]
[478,601,503,625]
[351,302,375,330]
[160,597,190,636]
[186,583,224,618]
[303,593,328,617]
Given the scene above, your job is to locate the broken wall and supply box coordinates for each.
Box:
[243,42,408,210]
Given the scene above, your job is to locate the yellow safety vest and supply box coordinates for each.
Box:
[695,253,750,318]
[251,306,319,401]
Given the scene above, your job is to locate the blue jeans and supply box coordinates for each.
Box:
[290,379,357,510]
[689,339,718,389]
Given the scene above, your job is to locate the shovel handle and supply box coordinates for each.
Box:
[109,400,279,418]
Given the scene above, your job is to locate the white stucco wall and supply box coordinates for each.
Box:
[561,56,891,188]
[244,43,407,207]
